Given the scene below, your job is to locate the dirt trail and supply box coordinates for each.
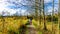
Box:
[26,25,38,34]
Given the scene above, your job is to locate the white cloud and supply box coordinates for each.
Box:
[0,0,58,16]
[0,0,30,16]
[47,5,58,15]
[0,0,21,16]
[48,6,52,12]
[0,0,7,2]
[21,9,27,15]
[0,0,7,13]
[44,0,59,3]
[44,0,52,3]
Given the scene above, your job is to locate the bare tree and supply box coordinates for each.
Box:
[35,0,39,21]
[43,0,47,30]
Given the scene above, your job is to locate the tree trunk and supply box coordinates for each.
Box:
[43,0,47,30]
[35,0,39,21]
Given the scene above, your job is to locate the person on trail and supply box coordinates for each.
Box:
[25,16,33,25]
[19,16,33,34]
[26,16,37,34]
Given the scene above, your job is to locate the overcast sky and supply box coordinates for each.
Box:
[0,0,59,16]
